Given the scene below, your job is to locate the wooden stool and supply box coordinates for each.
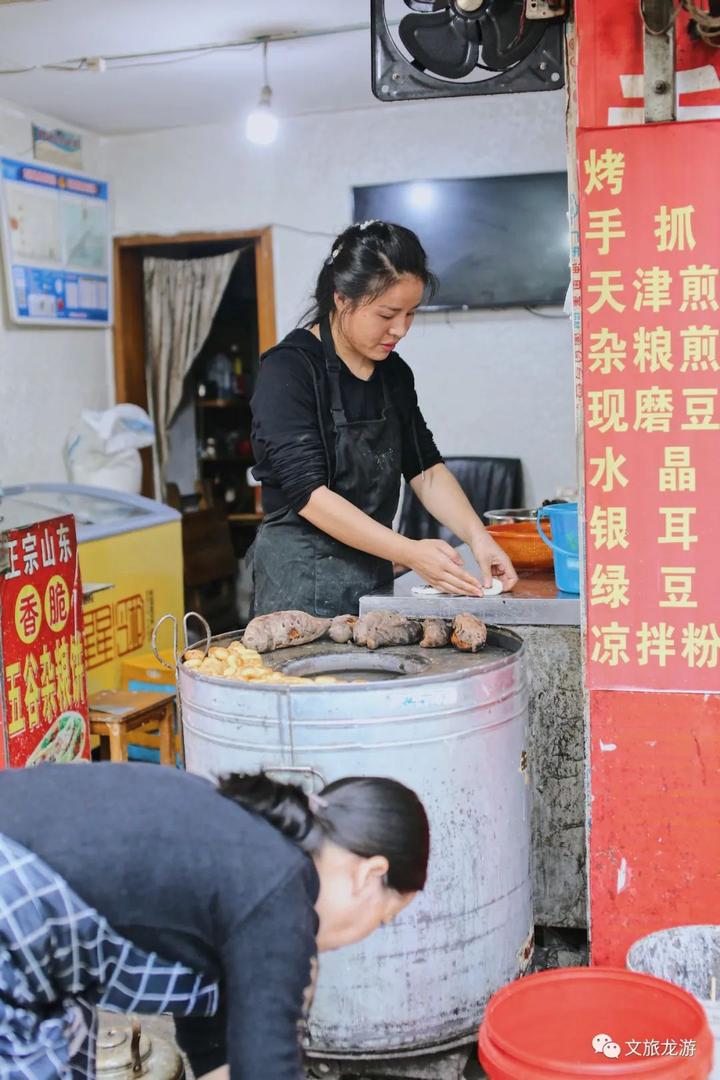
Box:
[89,690,177,766]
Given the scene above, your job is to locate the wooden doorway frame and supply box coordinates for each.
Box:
[112,227,276,497]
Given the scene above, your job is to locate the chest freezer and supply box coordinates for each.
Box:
[1,484,183,694]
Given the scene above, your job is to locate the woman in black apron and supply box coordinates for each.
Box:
[251,220,518,618]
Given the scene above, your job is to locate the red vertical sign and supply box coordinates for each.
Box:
[0,514,90,767]
[573,1,720,965]
[579,120,720,692]
[576,0,720,130]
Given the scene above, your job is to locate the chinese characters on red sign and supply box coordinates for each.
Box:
[579,121,720,691]
[0,515,90,767]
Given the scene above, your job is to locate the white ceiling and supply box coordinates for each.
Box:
[0,0,399,135]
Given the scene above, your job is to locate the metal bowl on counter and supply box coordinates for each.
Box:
[484,508,553,572]
[163,615,533,1065]
[484,508,539,525]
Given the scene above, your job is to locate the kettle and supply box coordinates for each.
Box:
[96,1015,185,1079]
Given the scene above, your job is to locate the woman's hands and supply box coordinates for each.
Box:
[408,536,518,596]
[298,481,520,597]
[469,531,518,593]
[408,466,518,594]
[408,539,487,597]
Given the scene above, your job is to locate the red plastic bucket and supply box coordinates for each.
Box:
[478,968,713,1078]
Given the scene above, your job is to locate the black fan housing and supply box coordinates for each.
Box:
[372,0,565,101]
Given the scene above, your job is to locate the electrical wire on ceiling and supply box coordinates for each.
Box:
[0,20,388,76]
[270,223,339,240]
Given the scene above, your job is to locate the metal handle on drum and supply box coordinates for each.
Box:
[263,765,328,793]
[151,611,212,669]
[183,611,211,657]
[152,614,179,670]
[130,1016,143,1074]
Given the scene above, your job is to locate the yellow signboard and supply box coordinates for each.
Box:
[79,521,183,694]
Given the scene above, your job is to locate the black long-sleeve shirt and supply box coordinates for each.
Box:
[251,328,443,515]
[0,763,319,1080]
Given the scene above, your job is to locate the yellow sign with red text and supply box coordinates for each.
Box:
[78,520,183,693]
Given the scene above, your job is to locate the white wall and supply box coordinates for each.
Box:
[107,92,576,506]
[0,99,113,486]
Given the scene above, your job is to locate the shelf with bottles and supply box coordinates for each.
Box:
[193,325,262,544]
[197,422,254,463]
[201,471,256,516]
[197,342,251,403]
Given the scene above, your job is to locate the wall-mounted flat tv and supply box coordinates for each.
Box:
[352,172,570,310]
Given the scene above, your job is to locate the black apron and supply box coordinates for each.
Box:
[251,318,403,617]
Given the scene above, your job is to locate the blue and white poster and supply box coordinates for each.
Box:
[0,155,111,326]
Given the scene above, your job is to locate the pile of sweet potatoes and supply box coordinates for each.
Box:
[243,609,488,654]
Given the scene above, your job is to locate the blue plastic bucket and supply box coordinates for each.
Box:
[536,503,580,594]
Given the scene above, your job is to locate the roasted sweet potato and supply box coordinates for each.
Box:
[329,614,358,644]
[354,611,423,651]
[420,618,451,649]
[243,610,331,653]
[451,613,488,653]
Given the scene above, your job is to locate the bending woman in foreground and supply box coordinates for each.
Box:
[0,762,429,1079]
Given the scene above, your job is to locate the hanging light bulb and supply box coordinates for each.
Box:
[246,86,278,146]
[246,40,279,146]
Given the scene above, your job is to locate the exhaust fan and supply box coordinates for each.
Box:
[372,0,566,101]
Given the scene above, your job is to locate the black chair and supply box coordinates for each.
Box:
[397,456,524,546]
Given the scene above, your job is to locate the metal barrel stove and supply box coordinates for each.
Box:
[175,624,533,1063]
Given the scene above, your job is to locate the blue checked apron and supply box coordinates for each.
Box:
[0,833,219,1079]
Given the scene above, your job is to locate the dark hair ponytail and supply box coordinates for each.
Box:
[217,771,430,894]
[217,772,316,845]
[301,220,437,328]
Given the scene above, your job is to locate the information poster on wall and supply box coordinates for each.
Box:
[0,514,90,768]
[579,120,720,692]
[0,154,111,325]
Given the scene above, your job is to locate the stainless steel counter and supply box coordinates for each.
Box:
[359,544,581,626]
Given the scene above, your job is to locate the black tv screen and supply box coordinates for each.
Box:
[352,173,570,310]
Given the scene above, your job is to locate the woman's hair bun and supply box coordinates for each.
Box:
[217,772,315,845]
[218,771,429,894]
